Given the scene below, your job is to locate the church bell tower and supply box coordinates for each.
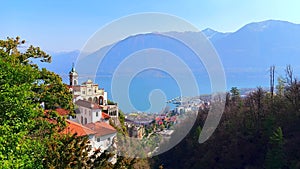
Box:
[69,63,78,86]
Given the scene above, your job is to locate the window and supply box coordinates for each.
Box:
[82,91,85,94]
[96,112,98,117]
[84,118,87,124]
[93,97,98,103]
[81,116,83,124]
[97,137,100,142]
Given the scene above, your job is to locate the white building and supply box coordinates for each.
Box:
[63,120,116,153]
[84,121,117,152]
[175,106,185,114]
[68,65,118,118]
[69,65,108,106]
[71,99,110,125]
[65,65,118,162]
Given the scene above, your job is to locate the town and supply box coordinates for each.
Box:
[2,1,300,167]
[58,64,211,160]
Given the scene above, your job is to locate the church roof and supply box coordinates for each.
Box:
[81,79,94,85]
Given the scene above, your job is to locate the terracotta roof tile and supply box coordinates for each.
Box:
[55,108,69,116]
[62,120,96,136]
[84,122,116,137]
[102,112,110,119]
[44,108,70,116]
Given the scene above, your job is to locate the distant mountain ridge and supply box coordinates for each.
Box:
[41,20,300,89]
[201,28,230,42]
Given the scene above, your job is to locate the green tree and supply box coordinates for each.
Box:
[265,127,285,169]
[0,37,142,169]
[276,76,285,96]
[230,87,241,103]
[0,37,95,168]
[0,54,45,168]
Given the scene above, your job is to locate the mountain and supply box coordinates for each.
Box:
[213,20,300,69]
[201,28,229,42]
[37,20,300,104]
[33,50,80,82]
[36,50,79,74]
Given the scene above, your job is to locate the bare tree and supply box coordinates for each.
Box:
[270,65,275,100]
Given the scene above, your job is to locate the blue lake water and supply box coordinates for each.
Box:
[95,71,270,113]
[95,70,213,113]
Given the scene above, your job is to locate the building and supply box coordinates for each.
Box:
[174,106,185,114]
[69,64,108,106]
[62,120,116,153]
[61,119,96,137]
[126,123,145,139]
[84,121,117,152]
[67,64,119,155]
[71,99,110,125]
[68,65,118,119]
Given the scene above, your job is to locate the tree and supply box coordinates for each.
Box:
[284,65,300,112]
[270,65,275,99]
[230,87,240,102]
[0,37,92,168]
[276,76,285,96]
[107,99,116,105]
[0,37,143,169]
[265,127,285,169]
[0,53,45,168]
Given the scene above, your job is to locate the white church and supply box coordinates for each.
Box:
[67,65,119,153]
[68,65,118,119]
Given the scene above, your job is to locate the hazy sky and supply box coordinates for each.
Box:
[1,0,300,52]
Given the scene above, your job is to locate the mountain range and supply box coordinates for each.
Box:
[42,19,300,82]
[36,20,300,111]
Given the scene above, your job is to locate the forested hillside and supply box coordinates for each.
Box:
[151,70,300,169]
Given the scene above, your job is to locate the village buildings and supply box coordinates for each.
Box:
[65,65,118,153]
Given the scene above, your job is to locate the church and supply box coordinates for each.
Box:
[66,64,119,155]
[68,64,108,106]
[68,64,118,119]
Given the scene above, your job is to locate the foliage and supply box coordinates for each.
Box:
[230,87,240,98]
[151,66,300,169]
[3,36,300,168]
[0,42,47,168]
[0,37,110,168]
[107,99,116,105]
[265,127,285,169]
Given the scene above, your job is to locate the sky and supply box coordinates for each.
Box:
[1,0,300,52]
